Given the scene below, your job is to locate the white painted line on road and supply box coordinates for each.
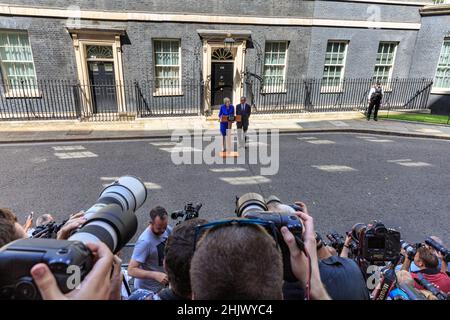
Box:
[329,121,349,127]
[396,161,432,167]
[297,137,318,140]
[149,142,177,146]
[387,159,412,163]
[160,146,203,153]
[210,167,247,173]
[219,176,271,185]
[355,136,377,139]
[52,145,86,151]
[415,128,442,133]
[386,159,432,167]
[30,157,47,164]
[246,141,269,147]
[306,140,335,145]
[143,182,162,189]
[312,165,357,172]
[54,151,98,159]
[100,177,120,181]
[364,139,394,143]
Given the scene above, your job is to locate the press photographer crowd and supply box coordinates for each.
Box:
[0,176,449,301]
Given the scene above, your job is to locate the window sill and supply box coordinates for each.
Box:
[320,87,344,94]
[431,88,450,95]
[153,90,184,97]
[3,90,42,98]
[261,87,287,94]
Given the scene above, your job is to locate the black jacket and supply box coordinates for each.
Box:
[236,103,251,124]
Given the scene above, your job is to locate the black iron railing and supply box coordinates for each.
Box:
[0,79,203,121]
[245,78,434,114]
[0,78,433,121]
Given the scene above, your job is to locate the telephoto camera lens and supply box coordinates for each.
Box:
[351,223,367,241]
[235,193,268,217]
[69,176,147,253]
[266,195,299,214]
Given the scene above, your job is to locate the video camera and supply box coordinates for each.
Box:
[351,221,401,262]
[235,193,304,283]
[425,237,450,263]
[0,176,147,300]
[171,203,202,225]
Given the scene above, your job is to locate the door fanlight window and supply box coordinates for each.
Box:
[212,48,234,61]
[86,45,114,60]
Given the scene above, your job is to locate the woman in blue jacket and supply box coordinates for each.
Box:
[218,97,235,152]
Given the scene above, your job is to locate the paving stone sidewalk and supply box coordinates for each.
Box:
[1,112,450,143]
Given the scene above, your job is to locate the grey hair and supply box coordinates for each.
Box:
[223,97,231,104]
[240,96,246,100]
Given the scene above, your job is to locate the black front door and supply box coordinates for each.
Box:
[211,62,233,108]
[88,61,117,113]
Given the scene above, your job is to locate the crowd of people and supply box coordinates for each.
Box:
[0,203,449,300]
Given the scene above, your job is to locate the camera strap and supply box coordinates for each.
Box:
[374,268,396,300]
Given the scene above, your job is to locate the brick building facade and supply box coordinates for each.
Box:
[0,0,449,116]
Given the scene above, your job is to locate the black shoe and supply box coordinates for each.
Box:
[367,117,370,121]
[374,118,378,121]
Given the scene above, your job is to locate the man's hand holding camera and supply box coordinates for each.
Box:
[153,271,169,286]
[280,202,330,300]
[30,242,114,300]
[56,211,87,240]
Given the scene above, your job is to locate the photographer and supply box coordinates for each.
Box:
[0,218,22,248]
[426,236,448,275]
[190,205,330,300]
[403,246,450,294]
[339,234,353,258]
[128,206,172,293]
[397,236,447,273]
[190,221,284,299]
[130,218,209,300]
[0,208,27,246]
[35,214,54,227]
[161,218,208,300]
[316,236,370,300]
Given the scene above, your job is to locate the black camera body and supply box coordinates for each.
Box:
[352,221,401,262]
[32,220,67,239]
[235,193,305,283]
[171,203,202,224]
[400,240,421,261]
[243,211,303,283]
[0,238,93,300]
[326,232,345,252]
[0,176,147,300]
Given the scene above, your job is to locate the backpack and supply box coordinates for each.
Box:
[371,87,383,103]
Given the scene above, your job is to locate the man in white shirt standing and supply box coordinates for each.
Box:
[367,81,384,121]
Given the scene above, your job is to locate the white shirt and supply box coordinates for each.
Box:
[368,86,384,101]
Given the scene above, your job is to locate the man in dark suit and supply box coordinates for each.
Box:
[236,96,251,147]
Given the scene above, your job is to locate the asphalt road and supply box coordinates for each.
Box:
[0,132,449,246]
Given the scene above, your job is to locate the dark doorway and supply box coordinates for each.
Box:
[88,61,117,113]
[211,62,233,108]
